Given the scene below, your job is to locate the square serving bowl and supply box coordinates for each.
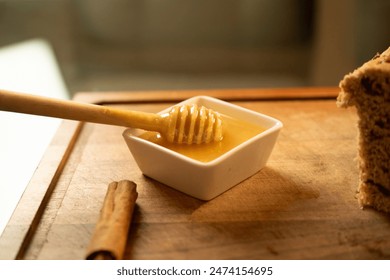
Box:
[122,96,282,200]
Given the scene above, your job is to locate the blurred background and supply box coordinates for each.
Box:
[1,0,389,96]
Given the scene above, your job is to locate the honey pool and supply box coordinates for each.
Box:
[138,114,265,162]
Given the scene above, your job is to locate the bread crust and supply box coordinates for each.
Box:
[337,47,390,213]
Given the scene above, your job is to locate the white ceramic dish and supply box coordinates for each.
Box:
[123,96,282,200]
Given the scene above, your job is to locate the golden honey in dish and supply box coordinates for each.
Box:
[138,114,265,162]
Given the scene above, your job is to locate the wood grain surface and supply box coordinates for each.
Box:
[1,88,390,260]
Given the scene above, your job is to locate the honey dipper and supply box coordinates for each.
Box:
[0,89,223,144]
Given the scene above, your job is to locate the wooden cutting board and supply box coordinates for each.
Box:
[1,88,390,260]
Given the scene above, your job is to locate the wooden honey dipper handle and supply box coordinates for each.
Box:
[0,89,223,144]
[0,89,161,131]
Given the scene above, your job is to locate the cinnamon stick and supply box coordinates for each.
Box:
[86,180,138,260]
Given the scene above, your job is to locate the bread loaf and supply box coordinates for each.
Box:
[337,47,390,213]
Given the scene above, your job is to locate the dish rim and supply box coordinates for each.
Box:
[123,95,283,167]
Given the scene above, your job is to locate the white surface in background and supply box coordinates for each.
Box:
[0,39,69,236]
